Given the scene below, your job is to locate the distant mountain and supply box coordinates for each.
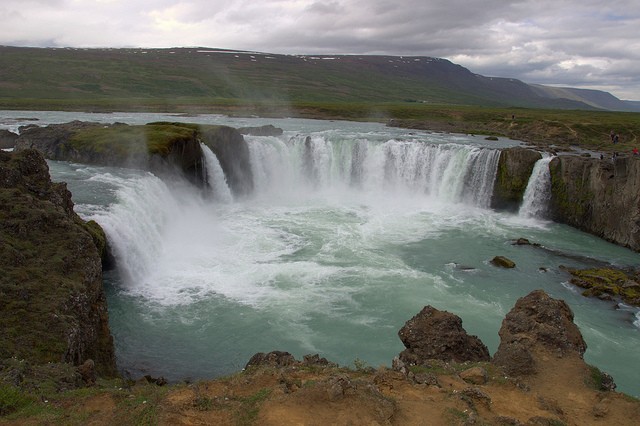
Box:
[530,85,640,112]
[0,46,636,112]
[623,100,640,112]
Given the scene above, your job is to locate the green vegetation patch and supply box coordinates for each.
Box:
[68,122,199,159]
[235,388,272,425]
[568,267,640,306]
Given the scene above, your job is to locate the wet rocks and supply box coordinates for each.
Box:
[491,256,516,268]
[201,126,254,196]
[397,305,490,365]
[567,267,640,306]
[491,147,543,211]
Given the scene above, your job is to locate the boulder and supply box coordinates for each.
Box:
[491,256,516,268]
[397,306,490,365]
[459,366,488,385]
[492,290,587,376]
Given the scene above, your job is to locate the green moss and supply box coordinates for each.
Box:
[549,159,593,221]
[235,388,272,425]
[568,267,640,306]
[68,122,199,160]
[83,220,106,258]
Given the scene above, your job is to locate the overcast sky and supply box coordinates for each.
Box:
[2,0,639,100]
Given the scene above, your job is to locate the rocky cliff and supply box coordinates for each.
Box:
[0,129,18,149]
[548,154,640,251]
[491,146,542,211]
[200,125,254,196]
[13,121,255,197]
[14,121,206,186]
[0,149,117,376]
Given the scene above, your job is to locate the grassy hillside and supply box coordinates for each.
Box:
[1,46,638,151]
[0,46,610,111]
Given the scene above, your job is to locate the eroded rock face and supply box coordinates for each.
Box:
[0,149,117,376]
[397,306,490,365]
[491,147,542,211]
[201,126,254,196]
[549,155,640,251]
[492,289,586,376]
[14,121,206,187]
[0,129,18,149]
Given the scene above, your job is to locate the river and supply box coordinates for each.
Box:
[2,110,639,396]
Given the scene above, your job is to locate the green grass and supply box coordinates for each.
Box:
[235,388,271,425]
[68,122,199,158]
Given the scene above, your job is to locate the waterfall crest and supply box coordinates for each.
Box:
[244,134,501,207]
[519,155,553,218]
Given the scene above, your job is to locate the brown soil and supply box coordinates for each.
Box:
[4,352,637,426]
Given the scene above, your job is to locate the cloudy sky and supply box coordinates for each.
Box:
[2,0,639,100]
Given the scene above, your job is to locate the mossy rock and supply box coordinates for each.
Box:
[490,256,516,268]
[68,122,199,159]
[568,268,640,306]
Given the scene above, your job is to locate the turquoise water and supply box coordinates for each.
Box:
[2,111,639,396]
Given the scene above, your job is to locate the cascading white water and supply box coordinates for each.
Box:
[243,134,501,206]
[38,115,640,396]
[201,143,233,203]
[90,172,181,286]
[519,155,553,218]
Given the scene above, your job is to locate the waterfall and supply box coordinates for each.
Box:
[93,172,181,286]
[201,143,233,203]
[519,155,553,218]
[246,134,501,207]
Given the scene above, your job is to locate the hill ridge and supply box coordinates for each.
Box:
[0,45,637,112]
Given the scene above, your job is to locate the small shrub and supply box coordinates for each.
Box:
[0,385,34,416]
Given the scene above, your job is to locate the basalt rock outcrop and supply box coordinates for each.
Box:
[492,289,587,376]
[491,146,542,211]
[200,125,254,196]
[0,129,18,149]
[14,121,255,198]
[397,305,490,365]
[548,154,640,251]
[238,124,284,137]
[0,149,117,377]
[14,121,207,186]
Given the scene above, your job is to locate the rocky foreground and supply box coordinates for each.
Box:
[2,289,638,425]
